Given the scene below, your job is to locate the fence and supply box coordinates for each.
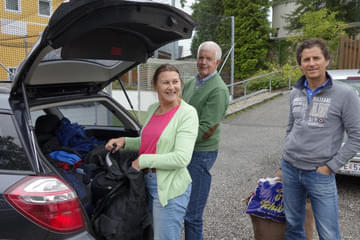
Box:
[0,34,39,80]
[111,58,197,114]
[225,71,284,103]
[117,58,198,92]
[338,34,360,69]
[115,58,292,110]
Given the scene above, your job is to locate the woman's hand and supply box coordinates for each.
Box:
[131,158,140,171]
[105,137,125,152]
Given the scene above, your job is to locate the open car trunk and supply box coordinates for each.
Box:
[31,100,151,238]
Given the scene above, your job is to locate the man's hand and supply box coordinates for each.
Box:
[317,165,332,175]
[202,124,219,140]
[275,168,282,181]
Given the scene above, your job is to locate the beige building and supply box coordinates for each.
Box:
[0,0,62,80]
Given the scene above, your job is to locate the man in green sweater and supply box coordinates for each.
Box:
[182,41,229,240]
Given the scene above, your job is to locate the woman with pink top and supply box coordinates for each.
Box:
[105,64,199,240]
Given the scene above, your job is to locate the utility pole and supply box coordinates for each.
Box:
[219,16,235,100]
[24,35,28,56]
[171,0,176,59]
[230,16,234,100]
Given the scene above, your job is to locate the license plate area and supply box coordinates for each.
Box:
[338,161,360,176]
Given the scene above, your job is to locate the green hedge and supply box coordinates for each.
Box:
[246,64,302,92]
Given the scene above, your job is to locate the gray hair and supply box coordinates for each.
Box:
[197,41,222,61]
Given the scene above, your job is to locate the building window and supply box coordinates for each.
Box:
[157,50,171,59]
[39,0,51,17]
[5,0,20,12]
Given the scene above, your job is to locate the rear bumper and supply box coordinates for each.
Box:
[66,231,95,240]
[336,159,360,177]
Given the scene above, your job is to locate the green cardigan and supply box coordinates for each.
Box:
[182,72,229,151]
[124,100,199,207]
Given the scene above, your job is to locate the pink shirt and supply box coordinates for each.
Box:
[139,104,180,155]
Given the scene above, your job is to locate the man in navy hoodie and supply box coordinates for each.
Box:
[277,38,360,239]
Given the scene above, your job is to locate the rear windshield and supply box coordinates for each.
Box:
[0,114,31,171]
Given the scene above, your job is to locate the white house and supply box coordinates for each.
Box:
[271,0,298,39]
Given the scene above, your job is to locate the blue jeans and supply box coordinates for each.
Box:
[145,171,191,240]
[281,160,341,240]
[184,150,218,240]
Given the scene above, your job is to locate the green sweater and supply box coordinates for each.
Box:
[182,73,229,151]
[124,100,199,207]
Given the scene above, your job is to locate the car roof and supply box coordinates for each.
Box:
[327,69,360,80]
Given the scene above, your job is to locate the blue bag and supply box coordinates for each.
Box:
[56,118,104,155]
[50,150,81,165]
[246,177,285,222]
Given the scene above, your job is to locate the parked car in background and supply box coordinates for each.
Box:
[0,0,195,239]
[328,69,360,177]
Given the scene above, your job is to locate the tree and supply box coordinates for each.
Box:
[190,0,272,79]
[190,0,224,57]
[0,136,29,170]
[289,8,346,67]
[180,0,187,8]
[221,0,272,79]
[283,0,360,36]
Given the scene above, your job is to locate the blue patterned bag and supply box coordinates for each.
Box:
[246,177,285,222]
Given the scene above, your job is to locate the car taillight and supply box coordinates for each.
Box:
[4,176,85,232]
